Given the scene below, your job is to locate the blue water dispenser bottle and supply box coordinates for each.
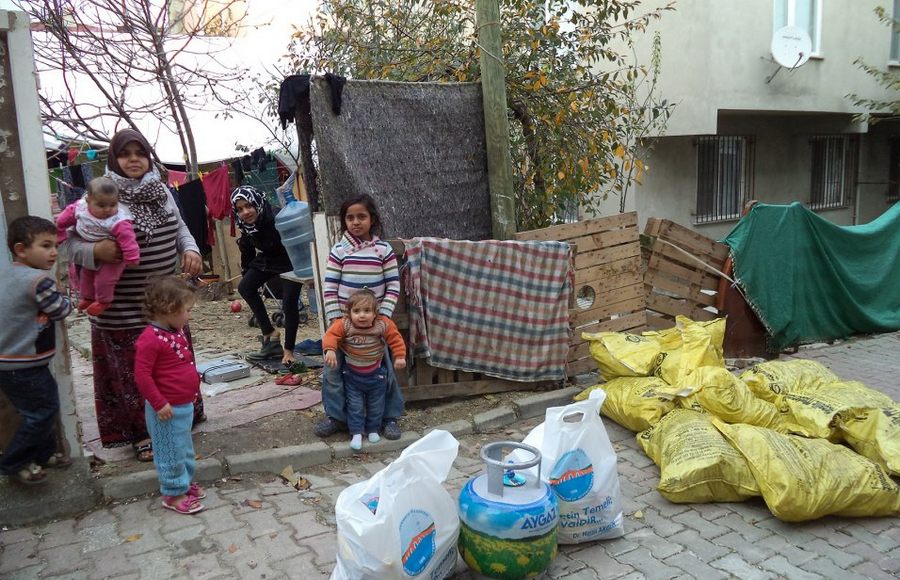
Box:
[274,200,315,279]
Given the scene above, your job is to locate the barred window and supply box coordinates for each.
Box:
[809,135,858,209]
[695,136,754,224]
[889,137,900,202]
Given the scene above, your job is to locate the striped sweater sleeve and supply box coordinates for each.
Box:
[35,277,73,320]
[322,245,344,322]
[379,244,400,318]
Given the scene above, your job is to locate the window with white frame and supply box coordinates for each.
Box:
[809,135,858,209]
[892,0,900,62]
[774,0,821,55]
[695,136,754,224]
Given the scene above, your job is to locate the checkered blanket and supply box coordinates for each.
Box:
[405,238,572,382]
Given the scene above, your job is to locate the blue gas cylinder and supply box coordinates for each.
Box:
[274,200,314,279]
[458,442,558,580]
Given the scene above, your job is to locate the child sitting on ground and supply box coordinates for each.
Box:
[323,289,407,451]
[134,275,205,514]
[0,216,73,484]
[56,176,140,316]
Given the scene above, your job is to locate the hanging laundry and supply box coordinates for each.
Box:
[167,168,189,188]
[251,147,268,172]
[173,179,211,255]
[278,74,311,129]
[241,155,252,171]
[324,73,347,115]
[59,164,94,209]
[231,158,245,185]
[202,165,233,220]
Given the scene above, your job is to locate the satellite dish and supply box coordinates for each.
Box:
[771,26,812,69]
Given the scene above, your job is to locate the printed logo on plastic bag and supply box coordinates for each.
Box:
[360,494,379,515]
[549,449,594,502]
[400,509,437,576]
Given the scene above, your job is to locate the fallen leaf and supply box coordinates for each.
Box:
[124,534,143,543]
[295,477,311,491]
[633,510,644,519]
[242,499,263,509]
[228,544,238,553]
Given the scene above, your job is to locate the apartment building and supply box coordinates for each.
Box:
[607,0,900,238]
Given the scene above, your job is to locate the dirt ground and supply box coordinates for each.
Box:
[88,295,548,477]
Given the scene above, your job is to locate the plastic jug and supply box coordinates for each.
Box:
[457,441,559,580]
[274,200,314,279]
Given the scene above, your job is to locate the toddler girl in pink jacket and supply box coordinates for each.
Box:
[56,176,140,316]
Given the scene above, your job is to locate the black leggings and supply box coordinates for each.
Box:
[238,268,303,350]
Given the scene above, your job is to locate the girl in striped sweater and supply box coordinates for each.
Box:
[316,194,405,440]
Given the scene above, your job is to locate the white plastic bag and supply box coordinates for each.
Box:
[520,391,625,543]
[331,430,461,580]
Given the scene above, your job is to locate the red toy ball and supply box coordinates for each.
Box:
[230,300,242,313]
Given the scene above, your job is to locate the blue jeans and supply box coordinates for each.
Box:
[145,402,195,497]
[344,367,387,435]
[0,366,60,474]
[322,348,404,425]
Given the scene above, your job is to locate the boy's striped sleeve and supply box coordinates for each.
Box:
[35,277,73,320]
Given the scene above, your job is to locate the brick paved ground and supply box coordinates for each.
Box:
[1,332,898,580]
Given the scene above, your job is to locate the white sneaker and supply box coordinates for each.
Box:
[368,432,381,444]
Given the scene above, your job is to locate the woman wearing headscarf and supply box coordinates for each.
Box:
[231,185,305,366]
[62,128,203,461]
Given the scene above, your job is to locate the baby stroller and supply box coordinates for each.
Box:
[247,279,309,328]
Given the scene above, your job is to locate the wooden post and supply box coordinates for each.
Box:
[476,0,516,240]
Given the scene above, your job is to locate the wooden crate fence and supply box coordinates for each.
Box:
[515,213,646,377]
[388,241,555,402]
[642,218,729,329]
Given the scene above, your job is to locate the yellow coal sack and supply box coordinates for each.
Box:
[576,377,676,432]
[776,381,896,441]
[646,317,726,385]
[660,366,793,433]
[740,359,840,402]
[637,409,760,503]
[840,404,900,477]
[714,420,900,522]
[582,331,661,380]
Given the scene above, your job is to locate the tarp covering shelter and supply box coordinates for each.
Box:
[722,202,900,350]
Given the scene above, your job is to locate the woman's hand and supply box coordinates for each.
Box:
[94,239,123,264]
[181,250,202,276]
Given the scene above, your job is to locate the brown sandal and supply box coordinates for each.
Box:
[133,441,154,462]
[15,463,48,485]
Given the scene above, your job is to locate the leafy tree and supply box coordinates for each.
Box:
[287,0,674,229]
[848,6,900,125]
[17,0,248,176]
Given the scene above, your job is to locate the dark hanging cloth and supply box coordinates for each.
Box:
[174,179,211,255]
[251,147,268,172]
[47,145,67,169]
[241,155,252,171]
[324,73,346,115]
[231,158,245,185]
[59,164,93,209]
[70,164,87,189]
[278,74,311,129]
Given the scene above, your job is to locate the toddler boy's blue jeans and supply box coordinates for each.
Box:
[322,349,404,426]
[343,366,388,435]
[145,402,196,497]
[0,366,59,475]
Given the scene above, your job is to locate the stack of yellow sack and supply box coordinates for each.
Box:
[577,317,900,521]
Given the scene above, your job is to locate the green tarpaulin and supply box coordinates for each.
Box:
[722,202,900,350]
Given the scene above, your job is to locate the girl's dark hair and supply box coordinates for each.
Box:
[339,194,383,237]
[144,275,195,318]
[87,176,120,198]
[346,288,378,312]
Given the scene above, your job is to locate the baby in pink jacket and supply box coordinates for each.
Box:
[56,176,140,316]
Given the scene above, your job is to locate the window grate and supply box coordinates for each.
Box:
[810,135,857,210]
[695,136,754,224]
[888,137,900,202]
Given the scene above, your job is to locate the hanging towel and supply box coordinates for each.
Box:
[405,238,573,382]
[174,179,210,254]
[167,168,189,188]
[202,165,233,220]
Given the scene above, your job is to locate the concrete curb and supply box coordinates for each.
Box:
[98,388,580,502]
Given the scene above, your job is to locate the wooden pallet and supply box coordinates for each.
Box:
[516,213,646,377]
[642,218,729,329]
